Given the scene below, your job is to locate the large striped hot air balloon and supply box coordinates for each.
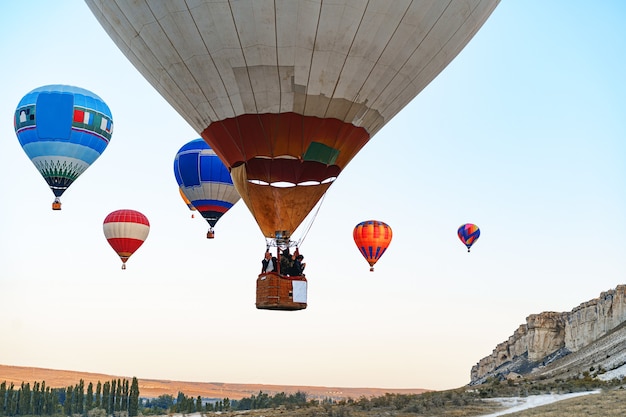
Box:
[103,210,150,269]
[87,0,498,309]
[174,139,240,238]
[86,0,499,245]
[353,220,393,272]
[14,85,112,210]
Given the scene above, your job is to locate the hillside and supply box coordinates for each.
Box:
[0,364,427,401]
[471,285,626,385]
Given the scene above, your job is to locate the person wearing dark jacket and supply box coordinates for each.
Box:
[280,248,293,275]
[290,254,306,276]
[261,251,277,273]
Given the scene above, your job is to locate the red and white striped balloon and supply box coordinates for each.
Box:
[103,209,150,269]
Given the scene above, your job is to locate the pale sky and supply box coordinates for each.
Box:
[1,1,625,392]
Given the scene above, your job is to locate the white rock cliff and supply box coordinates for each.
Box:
[471,285,626,384]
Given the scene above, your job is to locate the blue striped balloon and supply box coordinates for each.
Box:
[174,139,240,238]
[14,85,113,210]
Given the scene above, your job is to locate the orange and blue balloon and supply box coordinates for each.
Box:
[458,223,480,252]
[14,85,112,210]
[353,220,393,272]
[174,139,240,238]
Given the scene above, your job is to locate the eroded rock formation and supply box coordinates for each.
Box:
[471,285,626,384]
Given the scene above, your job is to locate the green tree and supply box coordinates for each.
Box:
[44,386,56,416]
[95,382,101,409]
[7,383,18,416]
[19,382,31,415]
[128,378,139,417]
[114,379,122,412]
[148,394,173,412]
[121,379,128,412]
[0,381,6,417]
[109,380,116,413]
[86,382,93,411]
[63,386,72,416]
[32,381,42,415]
[101,382,110,415]
[76,380,85,414]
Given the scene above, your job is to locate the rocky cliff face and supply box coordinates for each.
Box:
[471,285,626,384]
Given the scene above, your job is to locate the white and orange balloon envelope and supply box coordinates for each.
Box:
[86,0,499,242]
[103,209,150,269]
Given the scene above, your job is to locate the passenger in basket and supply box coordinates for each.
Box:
[290,254,306,276]
[280,248,293,275]
[261,250,277,273]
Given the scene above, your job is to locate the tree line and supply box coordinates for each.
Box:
[142,390,310,414]
[141,393,231,415]
[2,378,315,416]
[0,378,139,417]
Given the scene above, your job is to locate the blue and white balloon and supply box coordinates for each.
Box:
[14,84,113,210]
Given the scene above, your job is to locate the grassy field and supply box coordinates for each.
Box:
[203,387,626,416]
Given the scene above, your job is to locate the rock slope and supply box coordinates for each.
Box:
[471,285,626,384]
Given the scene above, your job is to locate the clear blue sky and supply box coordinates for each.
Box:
[0,1,625,391]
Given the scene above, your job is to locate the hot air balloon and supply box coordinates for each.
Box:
[458,223,480,252]
[86,0,498,243]
[353,221,393,272]
[103,209,150,269]
[179,187,196,218]
[86,0,498,307]
[14,85,113,210]
[174,139,240,238]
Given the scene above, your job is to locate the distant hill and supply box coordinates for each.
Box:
[0,364,428,401]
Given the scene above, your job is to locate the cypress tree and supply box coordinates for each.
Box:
[86,382,93,411]
[32,382,40,415]
[76,380,84,414]
[121,379,128,411]
[0,381,6,417]
[114,379,122,412]
[95,382,101,408]
[109,380,116,414]
[10,386,17,416]
[19,382,30,415]
[101,382,110,415]
[128,378,139,417]
[44,386,54,416]
[63,387,72,416]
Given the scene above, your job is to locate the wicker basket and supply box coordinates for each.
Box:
[256,272,307,311]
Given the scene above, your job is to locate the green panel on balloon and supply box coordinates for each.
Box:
[303,142,339,165]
